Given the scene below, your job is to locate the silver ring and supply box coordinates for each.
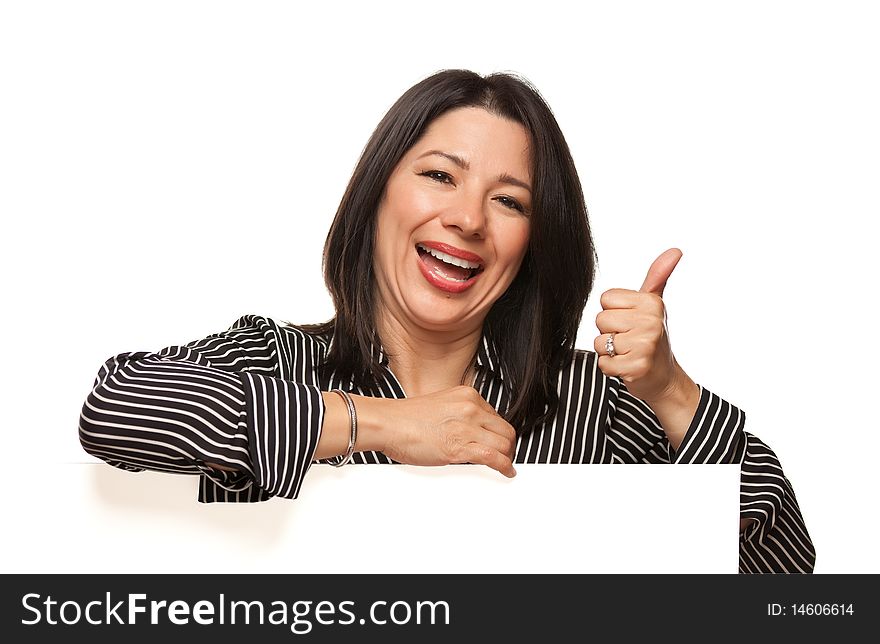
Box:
[605,333,616,357]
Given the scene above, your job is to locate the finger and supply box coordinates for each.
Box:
[593,332,630,357]
[476,415,517,451]
[595,308,638,334]
[458,443,516,478]
[596,354,627,379]
[599,288,642,311]
[639,248,683,297]
[465,425,515,459]
[596,288,665,322]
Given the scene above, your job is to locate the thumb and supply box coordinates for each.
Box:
[639,248,683,296]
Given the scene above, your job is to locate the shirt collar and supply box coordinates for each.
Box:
[475,332,505,382]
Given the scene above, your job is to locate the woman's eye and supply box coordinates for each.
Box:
[496,195,526,213]
[421,170,453,184]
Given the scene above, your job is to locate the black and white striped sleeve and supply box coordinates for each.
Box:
[605,379,816,573]
[78,315,325,503]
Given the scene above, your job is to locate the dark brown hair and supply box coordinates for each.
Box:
[307,68,596,433]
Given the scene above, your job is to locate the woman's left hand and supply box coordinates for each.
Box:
[594,248,689,404]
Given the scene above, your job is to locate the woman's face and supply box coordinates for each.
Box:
[373,106,532,334]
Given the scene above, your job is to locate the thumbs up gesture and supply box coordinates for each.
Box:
[594,248,688,403]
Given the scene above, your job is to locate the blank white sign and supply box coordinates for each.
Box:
[7,463,740,574]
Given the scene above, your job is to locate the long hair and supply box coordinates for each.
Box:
[306,69,596,434]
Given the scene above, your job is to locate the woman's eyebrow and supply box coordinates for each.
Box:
[417,149,532,193]
[418,149,470,170]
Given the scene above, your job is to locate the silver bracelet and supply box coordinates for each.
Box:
[328,389,357,467]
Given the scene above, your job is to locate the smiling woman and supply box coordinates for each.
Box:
[78,68,815,574]
[372,107,533,395]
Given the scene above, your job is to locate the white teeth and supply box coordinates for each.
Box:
[417,244,482,270]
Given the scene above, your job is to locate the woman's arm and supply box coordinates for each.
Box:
[80,350,255,481]
[79,315,323,501]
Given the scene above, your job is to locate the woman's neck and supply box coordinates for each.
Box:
[376,310,482,397]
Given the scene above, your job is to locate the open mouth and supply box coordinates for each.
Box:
[416,242,484,292]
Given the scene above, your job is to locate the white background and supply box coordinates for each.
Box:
[1,0,877,573]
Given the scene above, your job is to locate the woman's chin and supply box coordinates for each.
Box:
[402,294,484,331]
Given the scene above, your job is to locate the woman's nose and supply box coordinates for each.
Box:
[440,193,487,239]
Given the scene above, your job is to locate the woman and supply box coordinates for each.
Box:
[79,68,815,574]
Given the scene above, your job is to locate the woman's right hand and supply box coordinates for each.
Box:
[322,387,517,477]
[379,386,517,477]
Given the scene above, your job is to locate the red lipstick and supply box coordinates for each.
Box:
[415,241,485,294]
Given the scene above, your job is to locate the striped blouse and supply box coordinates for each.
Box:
[79,314,816,574]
